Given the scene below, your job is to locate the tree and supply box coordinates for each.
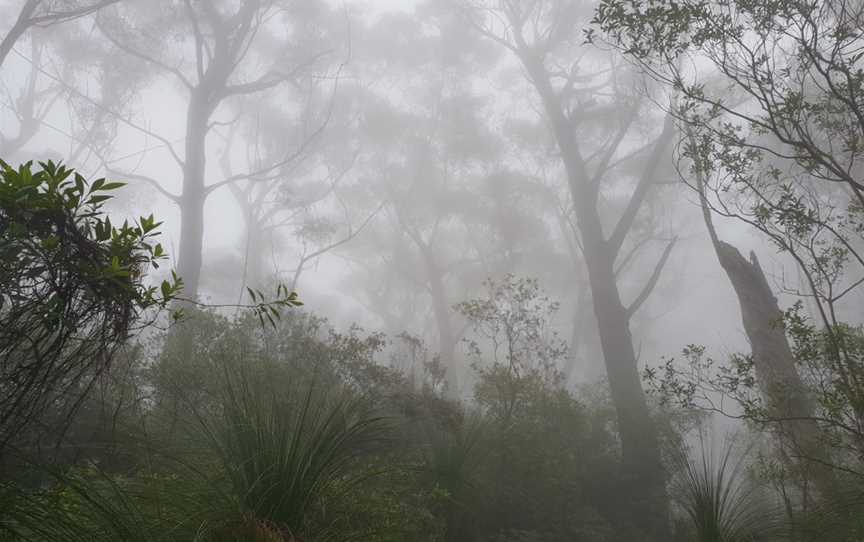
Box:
[455,275,568,421]
[216,94,367,301]
[1,11,152,168]
[688,126,835,495]
[337,13,503,391]
[596,0,864,495]
[0,0,119,69]
[341,10,586,395]
[594,0,864,335]
[0,160,180,459]
[99,0,341,300]
[455,1,678,534]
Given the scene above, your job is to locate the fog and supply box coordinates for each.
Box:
[4,0,747,361]
[2,0,863,540]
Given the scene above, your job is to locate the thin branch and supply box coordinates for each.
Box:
[615,236,652,277]
[97,20,193,89]
[626,236,678,318]
[221,49,333,98]
[287,201,384,291]
[106,168,181,203]
[608,111,675,258]
[10,47,187,168]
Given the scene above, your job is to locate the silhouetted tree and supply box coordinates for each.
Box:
[456,1,678,534]
[99,0,342,300]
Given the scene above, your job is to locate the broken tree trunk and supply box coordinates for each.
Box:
[694,153,835,496]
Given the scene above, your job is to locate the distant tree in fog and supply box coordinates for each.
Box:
[455,1,679,536]
[339,11,579,393]
[598,0,864,498]
[0,0,119,69]
[98,0,344,300]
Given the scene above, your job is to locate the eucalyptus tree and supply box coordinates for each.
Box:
[212,77,371,303]
[596,0,864,492]
[594,0,864,327]
[332,12,486,391]
[0,1,140,162]
[348,99,488,391]
[0,0,120,69]
[98,0,343,300]
[354,7,606,395]
[452,2,679,534]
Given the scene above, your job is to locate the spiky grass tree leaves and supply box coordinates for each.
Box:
[793,482,864,541]
[0,466,222,542]
[199,361,392,540]
[672,436,781,542]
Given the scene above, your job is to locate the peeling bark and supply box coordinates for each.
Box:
[694,144,834,494]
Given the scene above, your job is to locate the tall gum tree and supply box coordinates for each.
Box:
[98,0,340,300]
[596,0,864,491]
[455,1,678,536]
[338,12,510,393]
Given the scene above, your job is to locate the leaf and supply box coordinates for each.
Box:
[40,236,59,250]
[161,281,172,300]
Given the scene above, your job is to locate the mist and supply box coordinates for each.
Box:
[2,0,863,540]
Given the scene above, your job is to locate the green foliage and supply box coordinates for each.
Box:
[142,310,429,540]
[201,364,392,540]
[793,482,864,541]
[672,435,780,542]
[0,467,220,541]
[444,276,622,540]
[455,275,568,420]
[594,0,864,320]
[645,304,864,478]
[242,284,304,329]
[0,160,180,458]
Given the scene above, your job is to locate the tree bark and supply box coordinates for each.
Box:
[0,0,40,70]
[176,90,212,300]
[695,173,835,495]
[515,47,670,539]
[415,238,459,395]
[580,213,669,536]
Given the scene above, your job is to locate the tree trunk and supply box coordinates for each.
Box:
[580,210,669,537]
[693,147,834,495]
[420,245,459,395]
[709,239,833,494]
[176,91,211,300]
[0,0,39,70]
[516,48,669,538]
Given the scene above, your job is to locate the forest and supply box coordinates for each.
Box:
[1,0,863,540]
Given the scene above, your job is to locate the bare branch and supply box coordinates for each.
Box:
[221,50,331,97]
[287,201,384,291]
[608,112,675,258]
[0,0,39,69]
[106,168,181,203]
[10,47,187,168]
[626,237,678,319]
[97,19,194,89]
